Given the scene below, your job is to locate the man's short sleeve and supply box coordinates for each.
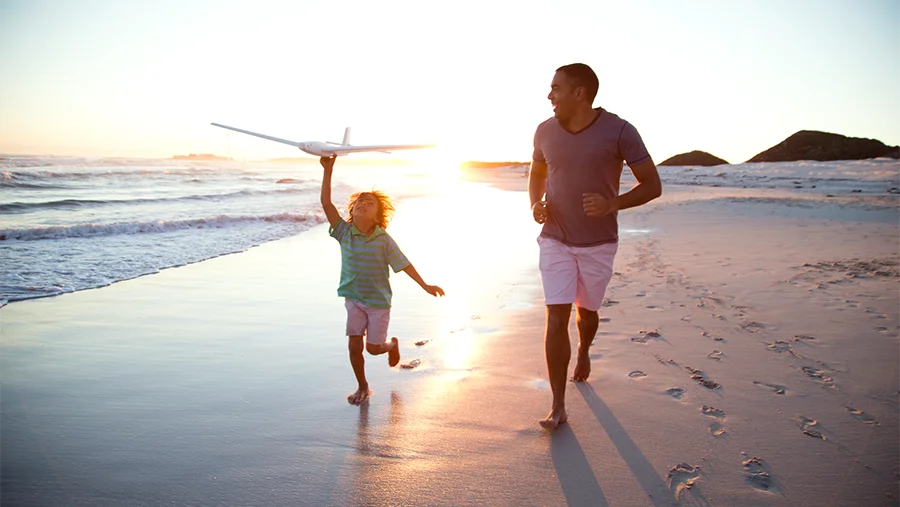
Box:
[385,235,410,273]
[329,220,350,241]
[532,125,546,164]
[618,122,651,167]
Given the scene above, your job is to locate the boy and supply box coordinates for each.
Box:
[319,155,445,405]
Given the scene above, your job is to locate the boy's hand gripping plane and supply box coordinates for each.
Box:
[211,123,434,158]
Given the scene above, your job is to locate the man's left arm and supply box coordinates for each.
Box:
[583,159,662,217]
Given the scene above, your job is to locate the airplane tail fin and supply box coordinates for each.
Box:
[342,127,351,146]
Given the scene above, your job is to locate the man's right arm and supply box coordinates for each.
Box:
[319,156,341,227]
[528,159,549,224]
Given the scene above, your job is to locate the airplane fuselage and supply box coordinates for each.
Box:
[299,142,338,157]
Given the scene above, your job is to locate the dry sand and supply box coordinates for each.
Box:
[2,171,898,506]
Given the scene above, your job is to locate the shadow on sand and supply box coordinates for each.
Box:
[550,424,611,507]
[576,382,712,507]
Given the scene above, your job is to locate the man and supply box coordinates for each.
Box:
[529,63,662,430]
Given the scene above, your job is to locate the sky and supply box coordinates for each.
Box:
[1,0,898,164]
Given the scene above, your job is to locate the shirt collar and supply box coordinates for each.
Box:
[350,223,386,240]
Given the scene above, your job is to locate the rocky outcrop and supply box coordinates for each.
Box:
[659,151,729,167]
[747,131,900,163]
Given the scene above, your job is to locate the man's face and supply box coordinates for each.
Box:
[352,194,379,223]
[547,71,581,120]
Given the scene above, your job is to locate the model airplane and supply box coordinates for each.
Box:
[211,123,434,157]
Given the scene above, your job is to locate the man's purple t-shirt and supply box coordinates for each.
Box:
[533,108,651,247]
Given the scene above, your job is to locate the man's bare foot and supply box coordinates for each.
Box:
[539,408,568,430]
[572,350,591,382]
[347,387,372,405]
[388,337,400,367]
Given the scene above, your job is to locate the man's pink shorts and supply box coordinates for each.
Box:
[537,236,618,312]
[344,299,391,344]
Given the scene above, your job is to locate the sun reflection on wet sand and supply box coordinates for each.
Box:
[333,170,544,504]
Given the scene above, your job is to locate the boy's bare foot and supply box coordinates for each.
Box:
[572,351,591,382]
[539,408,568,430]
[347,387,372,405]
[388,337,400,367]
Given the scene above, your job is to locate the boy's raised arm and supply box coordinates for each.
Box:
[402,264,445,297]
[319,155,341,227]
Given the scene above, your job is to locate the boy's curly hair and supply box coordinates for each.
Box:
[347,190,395,229]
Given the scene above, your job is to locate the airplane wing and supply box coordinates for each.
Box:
[324,144,435,155]
[210,123,301,148]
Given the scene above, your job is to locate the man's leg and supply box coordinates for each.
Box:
[540,303,572,430]
[570,241,616,382]
[573,307,599,382]
[348,336,371,405]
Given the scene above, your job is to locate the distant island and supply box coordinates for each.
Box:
[172,153,230,161]
[746,131,899,162]
[659,151,728,167]
[658,130,899,167]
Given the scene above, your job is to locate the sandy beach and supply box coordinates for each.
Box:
[2,168,898,506]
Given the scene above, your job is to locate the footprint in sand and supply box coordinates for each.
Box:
[667,463,700,499]
[845,406,879,425]
[766,340,803,358]
[415,340,430,346]
[627,370,647,379]
[665,387,686,399]
[742,455,778,492]
[792,334,816,342]
[706,350,724,361]
[801,366,834,387]
[400,359,422,369]
[654,354,679,366]
[685,366,721,390]
[798,415,826,440]
[645,305,665,311]
[701,330,724,342]
[632,329,662,343]
[599,317,611,323]
[601,299,619,307]
[753,381,787,395]
[740,321,765,333]
[701,405,727,437]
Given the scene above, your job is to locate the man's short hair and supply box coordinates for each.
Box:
[556,63,599,103]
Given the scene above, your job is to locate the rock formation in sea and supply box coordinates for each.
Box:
[659,150,729,167]
[747,131,900,162]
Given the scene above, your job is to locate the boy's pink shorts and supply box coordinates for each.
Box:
[537,236,618,312]
[344,299,391,344]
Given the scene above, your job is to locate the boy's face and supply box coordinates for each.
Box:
[352,194,379,223]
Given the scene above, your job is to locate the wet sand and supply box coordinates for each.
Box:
[2,170,898,506]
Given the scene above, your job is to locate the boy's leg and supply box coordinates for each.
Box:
[348,335,370,404]
[345,299,371,404]
[361,306,399,367]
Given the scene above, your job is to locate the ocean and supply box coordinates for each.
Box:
[2,155,898,305]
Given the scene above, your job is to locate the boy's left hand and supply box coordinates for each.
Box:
[425,285,445,297]
[320,155,337,172]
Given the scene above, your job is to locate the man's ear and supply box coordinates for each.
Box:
[574,85,586,102]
